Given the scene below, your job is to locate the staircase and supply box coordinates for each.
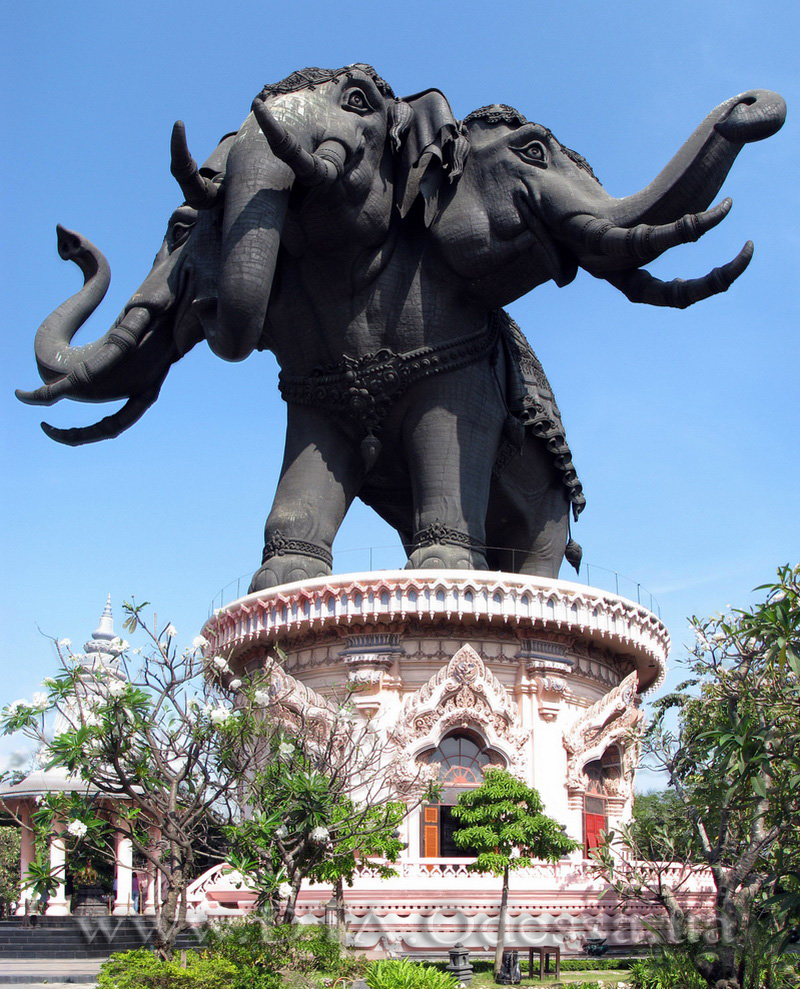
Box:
[0,916,200,959]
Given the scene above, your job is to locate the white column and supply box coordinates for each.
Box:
[15,802,36,916]
[112,818,134,915]
[45,823,70,916]
[142,825,160,915]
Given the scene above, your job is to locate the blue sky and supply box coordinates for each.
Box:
[2,1,798,785]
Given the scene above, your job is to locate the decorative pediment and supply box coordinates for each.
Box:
[388,645,529,787]
[562,671,643,794]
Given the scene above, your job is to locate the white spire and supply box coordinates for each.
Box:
[83,594,123,669]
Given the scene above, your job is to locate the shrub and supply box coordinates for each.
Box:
[629,954,707,989]
[201,917,343,974]
[97,949,241,989]
[365,958,458,989]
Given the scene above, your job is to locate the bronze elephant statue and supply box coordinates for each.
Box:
[16,65,786,590]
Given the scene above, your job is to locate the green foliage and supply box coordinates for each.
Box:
[595,565,800,988]
[202,918,342,974]
[225,729,406,921]
[630,790,698,862]
[365,958,458,989]
[559,958,634,971]
[629,952,717,989]
[450,767,579,873]
[97,948,244,989]
[0,826,20,910]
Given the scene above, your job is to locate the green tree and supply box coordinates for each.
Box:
[225,721,414,925]
[1,600,258,958]
[0,823,21,916]
[450,767,579,980]
[594,565,800,989]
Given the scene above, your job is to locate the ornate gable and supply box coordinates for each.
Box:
[388,644,529,786]
[562,670,643,795]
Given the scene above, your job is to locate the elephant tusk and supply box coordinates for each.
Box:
[16,307,152,406]
[563,199,733,271]
[40,382,164,446]
[170,121,219,209]
[251,98,344,187]
[603,241,754,308]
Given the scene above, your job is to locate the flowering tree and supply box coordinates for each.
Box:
[225,724,410,924]
[450,768,579,980]
[593,565,800,989]
[0,600,257,958]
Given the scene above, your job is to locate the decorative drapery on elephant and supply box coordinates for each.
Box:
[17,65,786,590]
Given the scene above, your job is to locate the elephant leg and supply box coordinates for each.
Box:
[486,432,571,578]
[400,362,505,571]
[249,406,364,592]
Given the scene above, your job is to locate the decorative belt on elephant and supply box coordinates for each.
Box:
[278,317,501,467]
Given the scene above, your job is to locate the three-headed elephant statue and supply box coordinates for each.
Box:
[17,65,786,591]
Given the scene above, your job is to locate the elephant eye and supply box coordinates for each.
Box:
[515,141,548,169]
[343,88,375,115]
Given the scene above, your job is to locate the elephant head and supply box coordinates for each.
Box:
[429,90,786,310]
[16,64,461,443]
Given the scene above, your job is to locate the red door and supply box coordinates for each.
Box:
[584,811,606,856]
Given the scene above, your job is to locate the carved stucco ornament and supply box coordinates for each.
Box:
[388,644,530,790]
[261,664,340,745]
[562,670,644,797]
[534,676,568,721]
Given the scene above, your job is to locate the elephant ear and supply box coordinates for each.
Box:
[396,89,468,226]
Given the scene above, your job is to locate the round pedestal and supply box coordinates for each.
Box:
[199,571,678,954]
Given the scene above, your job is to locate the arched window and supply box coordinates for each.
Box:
[582,745,622,855]
[418,732,504,858]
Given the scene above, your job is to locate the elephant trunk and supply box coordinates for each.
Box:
[608,89,786,227]
[213,112,294,362]
[28,225,111,384]
[15,226,155,406]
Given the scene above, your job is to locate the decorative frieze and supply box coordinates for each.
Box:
[203,571,669,695]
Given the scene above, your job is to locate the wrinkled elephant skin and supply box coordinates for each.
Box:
[16,68,786,590]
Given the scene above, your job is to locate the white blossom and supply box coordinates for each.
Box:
[278,741,295,759]
[58,638,72,648]
[310,826,330,842]
[107,679,127,698]
[7,699,29,714]
[209,706,234,726]
[274,825,288,839]
[277,881,293,899]
[42,677,57,688]
[713,630,726,642]
[254,689,270,706]
[31,692,49,711]
[212,656,229,672]
[164,624,178,638]
[192,635,209,650]
[228,678,242,691]
[35,746,52,767]
[82,711,102,728]
[67,819,88,839]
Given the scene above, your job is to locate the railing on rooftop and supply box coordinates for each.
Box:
[207,546,660,619]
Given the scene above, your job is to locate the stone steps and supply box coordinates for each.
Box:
[0,917,200,959]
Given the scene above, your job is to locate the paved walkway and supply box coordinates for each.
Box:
[0,957,101,985]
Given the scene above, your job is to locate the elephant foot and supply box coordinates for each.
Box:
[249,532,334,592]
[249,554,332,592]
[405,520,488,571]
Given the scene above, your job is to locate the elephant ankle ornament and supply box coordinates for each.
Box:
[16,65,786,592]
